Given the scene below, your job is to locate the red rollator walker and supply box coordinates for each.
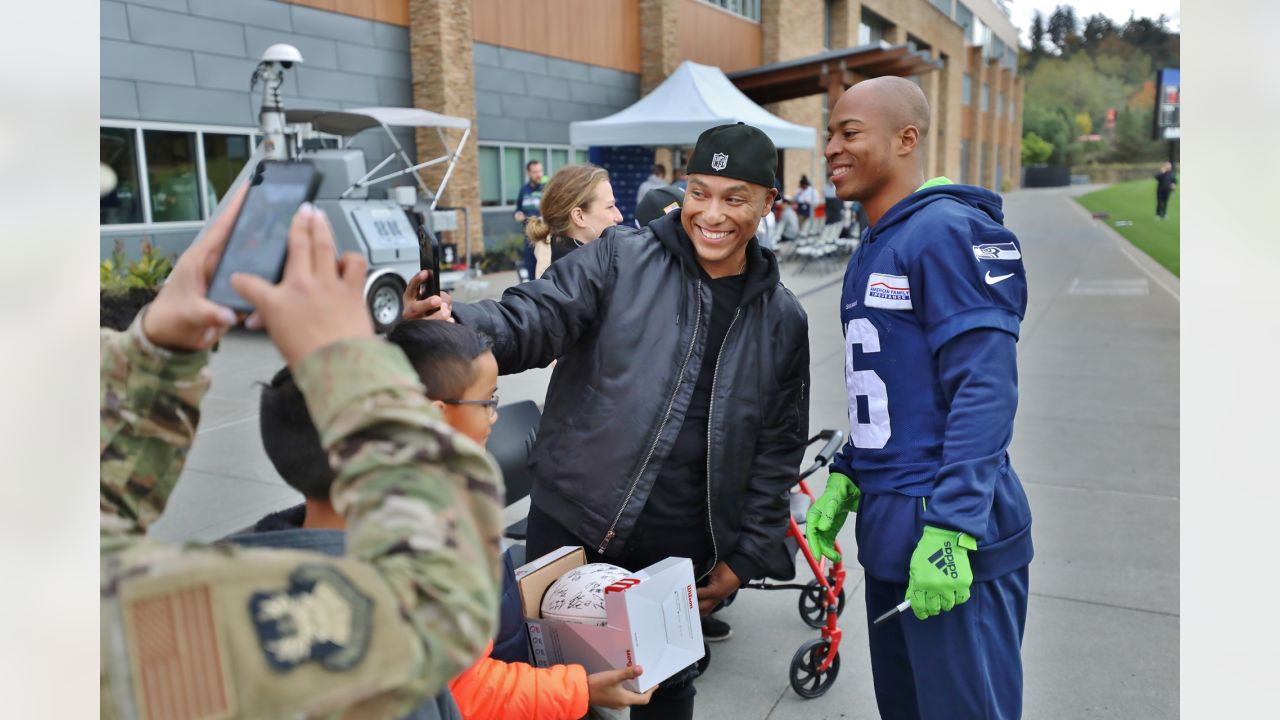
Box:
[742,429,849,699]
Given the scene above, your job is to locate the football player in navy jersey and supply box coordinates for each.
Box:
[806,76,1034,720]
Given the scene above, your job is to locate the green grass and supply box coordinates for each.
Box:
[1075,179,1180,276]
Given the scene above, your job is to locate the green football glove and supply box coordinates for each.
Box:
[805,472,860,563]
[906,525,978,620]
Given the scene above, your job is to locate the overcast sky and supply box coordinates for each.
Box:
[1006,0,1181,47]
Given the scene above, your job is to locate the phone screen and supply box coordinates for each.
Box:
[417,218,442,301]
[207,160,321,312]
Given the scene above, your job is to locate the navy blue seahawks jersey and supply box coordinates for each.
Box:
[830,183,1033,582]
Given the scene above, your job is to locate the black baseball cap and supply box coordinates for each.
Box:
[686,122,777,189]
[635,185,685,228]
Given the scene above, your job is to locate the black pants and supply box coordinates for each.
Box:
[1156,190,1171,218]
[526,503,709,720]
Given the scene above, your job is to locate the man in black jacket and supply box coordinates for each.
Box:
[404,123,810,719]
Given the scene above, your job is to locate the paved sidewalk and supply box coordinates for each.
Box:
[152,188,1178,718]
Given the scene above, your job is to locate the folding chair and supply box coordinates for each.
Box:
[487,400,542,540]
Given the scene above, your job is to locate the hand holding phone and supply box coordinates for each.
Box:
[206,161,322,313]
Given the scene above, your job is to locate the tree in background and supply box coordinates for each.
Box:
[1021,9,1177,166]
[1046,6,1080,56]
[1020,133,1054,166]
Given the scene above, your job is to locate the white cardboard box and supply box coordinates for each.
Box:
[514,546,705,693]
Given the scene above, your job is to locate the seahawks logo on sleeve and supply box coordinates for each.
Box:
[972,242,1022,261]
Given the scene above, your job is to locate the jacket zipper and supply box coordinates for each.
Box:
[699,307,741,581]
[598,280,704,553]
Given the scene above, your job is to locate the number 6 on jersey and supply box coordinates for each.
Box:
[845,318,891,449]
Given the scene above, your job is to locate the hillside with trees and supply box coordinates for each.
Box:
[1020,7,1179,168]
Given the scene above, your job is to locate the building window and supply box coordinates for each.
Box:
[907,34,932,54]
[996,91,1004,117]
[1009,96,1015,118]
[859,8,887,46]
[981,84,990,112]
[144,130,202,223]
[703,0,761,22]
[969,17,988,48]
[824,0,836,50]
[955,2,974,35]
[930,0,952,16]
[479,142,589,208]
[101,121,260,227]
[101,127,143,225]
[202,133,252,207]
[962,73,972,106]
[959,139,970,184]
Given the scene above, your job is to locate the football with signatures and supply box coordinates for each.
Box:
[540,563,630,625]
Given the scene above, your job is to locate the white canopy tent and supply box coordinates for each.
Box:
[569,61,816,149]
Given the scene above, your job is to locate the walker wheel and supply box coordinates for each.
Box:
[789,639,840,698]
[798,577,846,628]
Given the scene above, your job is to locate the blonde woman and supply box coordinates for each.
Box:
[525,164,623,279]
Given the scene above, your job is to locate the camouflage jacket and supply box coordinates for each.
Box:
[101,316,504,719]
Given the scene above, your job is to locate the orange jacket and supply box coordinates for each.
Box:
[448,641,589,720]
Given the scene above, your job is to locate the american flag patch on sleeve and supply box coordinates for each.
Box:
[128,585,232,720]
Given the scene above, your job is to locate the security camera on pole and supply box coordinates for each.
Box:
[253,43,305,161]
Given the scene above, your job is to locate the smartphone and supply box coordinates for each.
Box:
[207,160,322,312]
[416,217,442,301]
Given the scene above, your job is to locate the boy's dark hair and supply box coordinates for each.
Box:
[386,320,495,401]
[258,367,332,500]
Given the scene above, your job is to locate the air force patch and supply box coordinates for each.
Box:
[972,242,1022,261]
[711,152,729,171]
[250,565,373,673]
[865,273,912,310]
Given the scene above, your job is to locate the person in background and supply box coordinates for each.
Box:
[1154,162,1177,220]
[778,196,801,245]
[524,164,623,279]
[673,167,689,190]
[514,160,547,281]
[823,170,844,227]
[101,190,503,718]
[794,174,818,220]
[635,184,684,229]
[636,163,668,206]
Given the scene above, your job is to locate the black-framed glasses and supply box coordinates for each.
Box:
[441,396,500,419]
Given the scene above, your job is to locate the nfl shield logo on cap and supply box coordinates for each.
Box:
[711,153,728,171]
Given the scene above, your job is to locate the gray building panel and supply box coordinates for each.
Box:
[243,27,339,69]
[102,78,141,119]
[373,22,410,52]
[188,0,291,29]
[126,5,248,57]
[472,43,500,68]
[475,90,503,116]
[500,94,550,121]
[498,47,548,76]
[475,115,527,142]
[102,1,131,40]
[136,82,256,126]
[546,56,590,83]
[568,82,610,105]
[605,85,638,107]
[295,67,380,104]
[525,119,569,144]
[124,0,190,10]
[337,43,411,80]
[587,64,632,88]
[476,66,526,94]
[289,4,376,46]
[281,94,342,111]
[548,100,598,123]
[525,74,571,102]
[375,76,412,107]
[101,39,197,86]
